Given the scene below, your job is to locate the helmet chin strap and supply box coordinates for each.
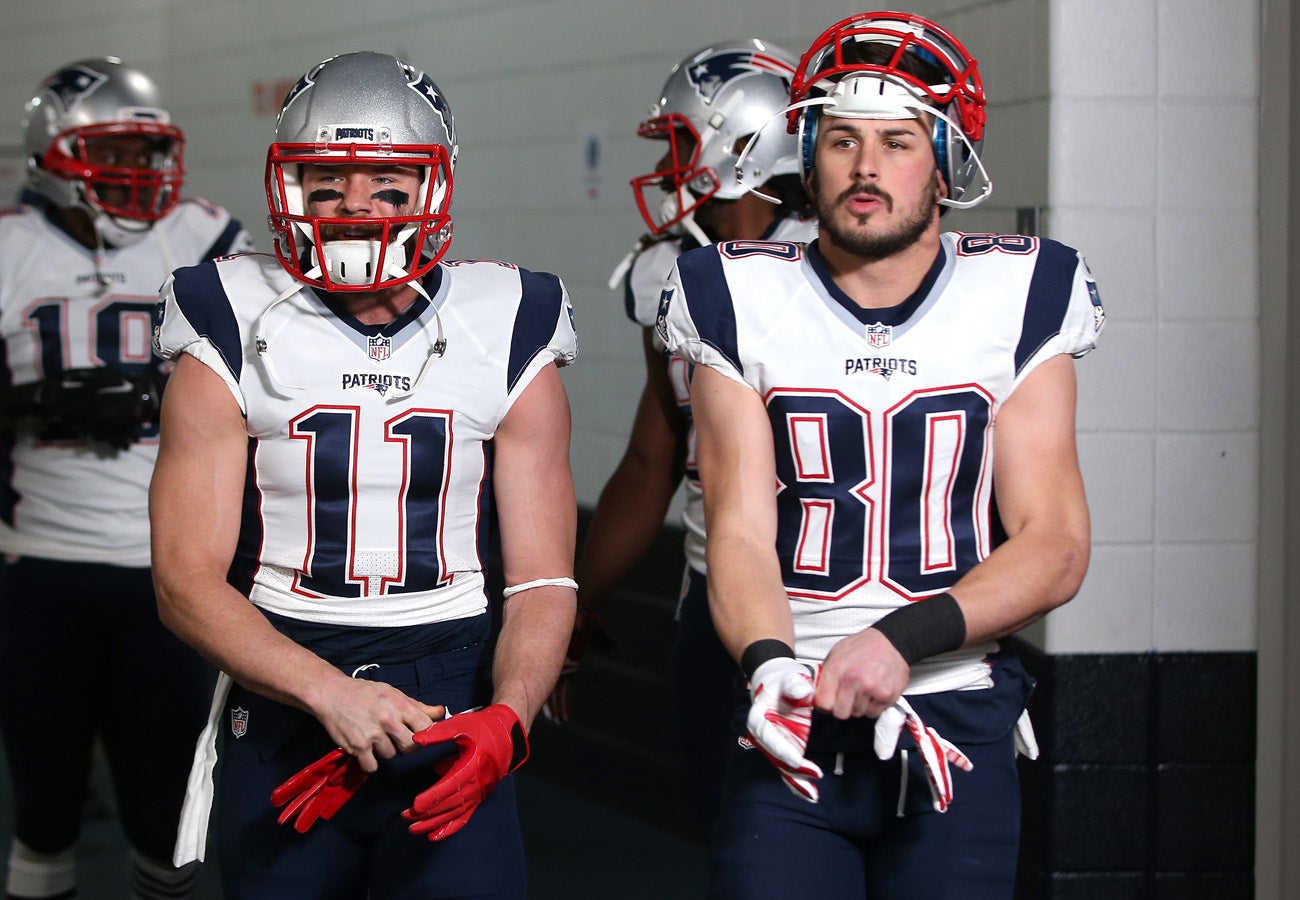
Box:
[254,256,447,400]
[656,194,713,248]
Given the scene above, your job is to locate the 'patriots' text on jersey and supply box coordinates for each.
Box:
[155,254,577,628]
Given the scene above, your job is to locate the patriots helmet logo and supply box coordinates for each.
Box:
[41,64,109,116]
[280,61,322,113]
[402,64,456,150]
[686,51,796,104]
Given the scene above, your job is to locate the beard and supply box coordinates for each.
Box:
[812,169,941,261]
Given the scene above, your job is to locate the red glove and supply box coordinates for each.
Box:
[402,704,529,841]
[270,748,368,833]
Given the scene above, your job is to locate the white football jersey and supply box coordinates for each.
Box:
[0,199,253,566]
[623,214,818,574]
[156,254,577,629]
[662,232,1104,685]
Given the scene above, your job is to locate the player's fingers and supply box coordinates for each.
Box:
[417,702,447,723]
[353,747,380,774]
[812,662,841,712]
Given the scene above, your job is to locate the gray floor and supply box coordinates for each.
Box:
[0,747,707,899]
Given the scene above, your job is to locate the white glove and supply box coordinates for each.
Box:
[743,658,824,803]
[873,697,972,813]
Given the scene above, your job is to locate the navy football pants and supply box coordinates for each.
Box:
[215,639,525,900]
[667,567,743,830]
[0,557,215,860]
[709,733,1021,899]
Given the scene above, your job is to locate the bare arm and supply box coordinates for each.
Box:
[691,364,793,663]
[816,353,1091,717]
[946,352,1091,637]
[149,354,441,771]
[489,363,579,730]
[574,328,687,610]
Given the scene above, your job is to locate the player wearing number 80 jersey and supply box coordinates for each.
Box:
[663,231,1100,670]
[661,12,1105,899]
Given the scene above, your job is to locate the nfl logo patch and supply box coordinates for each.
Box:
[230,707,249,739]
[368,334,392,362]
[866,322,892,349]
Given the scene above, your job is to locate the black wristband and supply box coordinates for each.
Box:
[870,593,967,665]
[740,639,796,682]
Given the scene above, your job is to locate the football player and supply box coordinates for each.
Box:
[542,39,814,829]
[0,57,253,900]
[149,51,576,898]
[659,12,1105,898]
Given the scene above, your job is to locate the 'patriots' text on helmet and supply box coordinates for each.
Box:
[632,40,801,237]
[21,57,185,246]
[266,51,457,292]
[789,11,991,209]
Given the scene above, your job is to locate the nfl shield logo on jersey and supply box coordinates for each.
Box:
[368,334,392,361]
[866,322,892,349]
[230,707,249,739]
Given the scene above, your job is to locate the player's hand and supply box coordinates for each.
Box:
[311,675,445,773]
[402,704,529,841]
[874,697,973,812]
[541,654,579,724]
[814,627,910,719]
[540,605,612,724]
[270,748,367,833]
[742,658,823,803]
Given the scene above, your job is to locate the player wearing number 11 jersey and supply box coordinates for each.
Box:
[150,52,577,899]
[661,12,1105,899]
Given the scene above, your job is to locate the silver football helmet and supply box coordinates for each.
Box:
[632,39,800,239]
[266,51,456,291]
[21,57,185,247]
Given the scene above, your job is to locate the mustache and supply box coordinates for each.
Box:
[836,182,892,209]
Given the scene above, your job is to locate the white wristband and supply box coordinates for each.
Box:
[501,577,578,598]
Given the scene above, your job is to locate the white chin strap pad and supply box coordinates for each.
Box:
[316,238,409,287]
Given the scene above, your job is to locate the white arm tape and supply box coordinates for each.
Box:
[501,577,578,598]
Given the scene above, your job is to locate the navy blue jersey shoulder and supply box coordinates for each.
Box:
[507,268,566,394]
[675,244,741,376]
[202,218,247,262]
[622,268,637,324]
[168,261,243,382]
[1014,238,1080,375]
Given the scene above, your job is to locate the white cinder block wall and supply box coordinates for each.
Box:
[1045,0,1260,657]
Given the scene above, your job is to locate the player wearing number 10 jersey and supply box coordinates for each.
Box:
[0,57,250,900]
